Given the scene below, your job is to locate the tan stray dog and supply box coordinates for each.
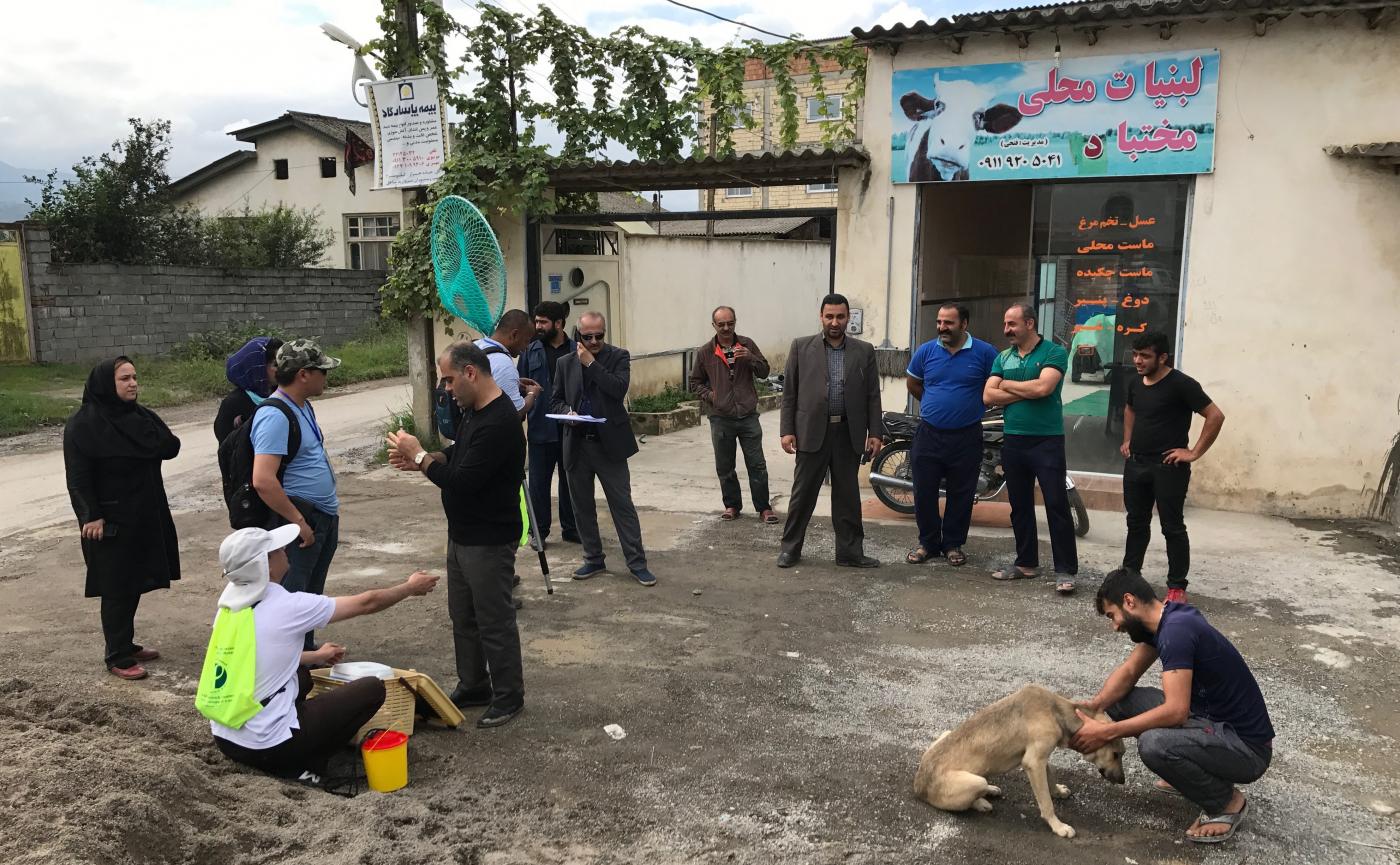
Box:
[913,684,1126,838]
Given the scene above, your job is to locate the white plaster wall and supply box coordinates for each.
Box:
[844,15,1400,517]
[622,235,833,395]
[174,128,404,269]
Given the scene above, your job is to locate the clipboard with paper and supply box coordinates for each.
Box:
[546,413,607,424]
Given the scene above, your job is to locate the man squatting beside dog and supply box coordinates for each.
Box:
[1072,569,1274,843]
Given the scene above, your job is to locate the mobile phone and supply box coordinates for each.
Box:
[102,523,119,538]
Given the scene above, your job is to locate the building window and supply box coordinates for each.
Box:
[806,182,838,193]
[273,159,289,180]
[806,94,843,122]
[320,157,337,178]
[346,214,400,270]
[730,102,754,129]
[547,228,618,256]
[725,186,753,198]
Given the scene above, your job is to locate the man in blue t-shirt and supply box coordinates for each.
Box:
[1072,569,1274,844]
[251,339,342,650]
[904,303,996,567]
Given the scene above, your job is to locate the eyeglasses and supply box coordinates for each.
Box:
[579,333,605,342]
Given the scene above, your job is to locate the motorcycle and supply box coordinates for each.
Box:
[868,407,1091,538]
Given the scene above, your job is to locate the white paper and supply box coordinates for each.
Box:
[546,413,607,424]
[365,75,449,189]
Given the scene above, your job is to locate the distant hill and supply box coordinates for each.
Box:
[0,160,74,221]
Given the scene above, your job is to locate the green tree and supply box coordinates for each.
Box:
[27,118,194,264]
[205,206,335,269]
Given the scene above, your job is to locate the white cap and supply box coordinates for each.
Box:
[217,524,302,611]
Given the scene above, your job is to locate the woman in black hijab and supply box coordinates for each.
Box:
[63,357,182,680]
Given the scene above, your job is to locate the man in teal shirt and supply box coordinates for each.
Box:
[983,304,1078,593]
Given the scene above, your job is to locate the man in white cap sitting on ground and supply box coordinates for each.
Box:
[207,524,439,783]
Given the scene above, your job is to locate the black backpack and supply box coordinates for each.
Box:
[217,399,303,529]
[434,343,508,440]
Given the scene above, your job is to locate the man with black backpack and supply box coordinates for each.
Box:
[249,340,342,650]
[474,309,543,419]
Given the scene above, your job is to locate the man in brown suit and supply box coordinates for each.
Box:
[777,293,885,568]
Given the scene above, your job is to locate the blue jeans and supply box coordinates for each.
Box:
[284,506,339,650]
[911,420,982,554]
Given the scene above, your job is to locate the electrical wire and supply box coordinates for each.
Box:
[660,0,800,42]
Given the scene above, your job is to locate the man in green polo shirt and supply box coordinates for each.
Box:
[983,303,1079,594]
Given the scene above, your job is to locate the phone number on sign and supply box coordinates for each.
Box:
[976,153,1065,170]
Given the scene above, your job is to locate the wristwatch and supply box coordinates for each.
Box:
[413,451,430,467]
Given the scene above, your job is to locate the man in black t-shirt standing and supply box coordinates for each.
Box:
[387,342,527,728]
[1073,569,1273,844]
[1121,332,1226,602]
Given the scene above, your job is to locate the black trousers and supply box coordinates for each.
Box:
[527,439,575,539]
[781,420,864,560]
[912,421,983,554]
[446,540,524,709]
[1122,457,1192,590]
[100,593,142,669]
[1001,434,1078,575]
[215,667,386,778]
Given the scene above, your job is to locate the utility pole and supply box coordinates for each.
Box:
[394,0,437,442]
[705,117,717,237]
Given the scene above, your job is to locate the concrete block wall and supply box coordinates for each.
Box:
[20,226,385,363]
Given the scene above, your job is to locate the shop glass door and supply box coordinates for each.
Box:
[1031,178,1190,473]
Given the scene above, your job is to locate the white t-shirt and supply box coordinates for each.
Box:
[209,583,336,749]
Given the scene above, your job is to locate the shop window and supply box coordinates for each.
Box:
[1032,178,1190,472]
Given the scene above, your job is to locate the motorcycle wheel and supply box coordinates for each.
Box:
[1069,488,1090,537]
[870,441,915,516]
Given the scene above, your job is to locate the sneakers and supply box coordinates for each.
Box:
[108,663,147,681]
[574,562,607,580]
[631,568,657,587]
[477,702,524,728]
[1165,587,1189,604]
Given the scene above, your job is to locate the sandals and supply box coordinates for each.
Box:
[760,509,779,524]
[720,507,739,521]
[945,549,967,567]
[1056,578,1077,595]
[1187,797,1249,844]
[1154,781,1183,797]
[905,547,935,565]
[991,562,1040,581]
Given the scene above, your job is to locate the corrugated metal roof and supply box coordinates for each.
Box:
[1324,142,1400,169]
[656,216,819,237]
[1324,142,1400,158]
[852,0,1399,41]
[548,147,866,193]
[228,111,372,146]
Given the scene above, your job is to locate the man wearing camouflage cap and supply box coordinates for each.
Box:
[250,339,343,651]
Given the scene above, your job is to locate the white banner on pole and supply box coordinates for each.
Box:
[365,75,449,189]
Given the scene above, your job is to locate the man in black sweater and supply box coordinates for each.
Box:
[387,342,526,728]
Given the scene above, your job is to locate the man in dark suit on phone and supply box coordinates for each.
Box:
[777,293,885,569]
[550,311,657,587]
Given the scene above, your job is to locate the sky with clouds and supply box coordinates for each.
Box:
[0,0,1006,209]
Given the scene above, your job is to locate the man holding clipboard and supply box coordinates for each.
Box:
[549,311,657,587]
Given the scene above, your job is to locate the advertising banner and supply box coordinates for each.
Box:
[891,50,1218,183]
[366,74,449,189]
